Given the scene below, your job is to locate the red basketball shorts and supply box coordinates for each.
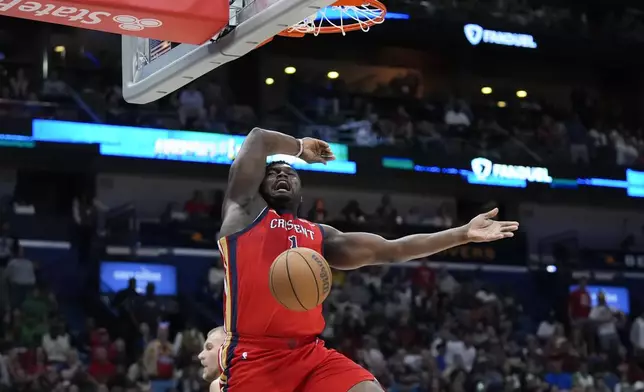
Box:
[218,336,375,392]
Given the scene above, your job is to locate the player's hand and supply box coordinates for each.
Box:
[300,138,336,165]
[465,208,519,243]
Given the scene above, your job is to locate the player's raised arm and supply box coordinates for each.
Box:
[220,129,335,237]
[321,208,519,269]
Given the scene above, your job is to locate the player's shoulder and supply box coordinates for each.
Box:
[219,201,269,239]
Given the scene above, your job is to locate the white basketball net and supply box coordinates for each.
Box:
[286,4,385,36]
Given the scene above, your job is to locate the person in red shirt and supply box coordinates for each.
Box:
[412,261,436,293]
[88,347,116,384]
[184,191,210,217]
[569,278,593,351]
[569,278,591,322]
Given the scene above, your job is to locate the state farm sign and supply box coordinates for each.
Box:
[0,0,228,44]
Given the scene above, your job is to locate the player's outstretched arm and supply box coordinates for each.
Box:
[220,129,335,237]
[321,208,519,270]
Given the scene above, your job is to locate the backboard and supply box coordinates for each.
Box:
[121,0,338,104]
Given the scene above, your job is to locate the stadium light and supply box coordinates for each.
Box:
[516,90,528,98]
[327,71,340,79]
[265,77,275,85]
[54,46,65,53]
[481,87,493,95]
[497,101,507,108]
[284,66,296,75]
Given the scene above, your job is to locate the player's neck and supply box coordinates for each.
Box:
[274,207,298,217]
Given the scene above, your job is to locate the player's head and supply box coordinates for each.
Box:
[259,161,302,211]
[198,326,225,382]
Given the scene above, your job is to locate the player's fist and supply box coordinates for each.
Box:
[299,138,336,165]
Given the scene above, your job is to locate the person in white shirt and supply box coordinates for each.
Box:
[445,335,476,372]
[536,311,558,340]
[198,326,226,391]
[589,292,620,352]
[630,312,644,353]
[359,337,386,374]
[444,104,471,128]
[42,323,72,363]
[208,262,225,296]
[4,245,36,307]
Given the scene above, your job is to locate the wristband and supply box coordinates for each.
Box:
[295,139,303,158]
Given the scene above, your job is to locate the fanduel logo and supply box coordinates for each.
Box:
[464,24,537,49]
[471,157,552,183]
[0,0,162,28]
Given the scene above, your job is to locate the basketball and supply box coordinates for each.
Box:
[269,247,332,311]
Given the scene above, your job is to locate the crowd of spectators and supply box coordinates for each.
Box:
[0,250,210,392]
[3,48,644,169]
[390,0,644,42]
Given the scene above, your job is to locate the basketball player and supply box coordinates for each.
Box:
[198,327,226,392]
[217,128,519,392]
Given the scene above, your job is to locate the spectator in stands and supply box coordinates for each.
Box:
[110,338,129,368]
[612,125,640,166]
[9,68,29,99]
[178,85,207,127]
[631,311,644,353]
[445,334,476,372]
[136,283,162,333]
[143,324,175,390]
[41,70,67,99]
[307,198,328,223]
[6,349,33,388]
[176,365,204,392]
[41,320,71,364]
[404,207,423,225]
[88,346,116,384]
[0,221,15,269]
[184,191,210,219]
[411,261,435,295]
[567,113,590,164]
[341,200,365,223]
[4,243,36,307]
[590,292,621,353]
[21,287,53,344]
[0,352,9,389]
[444,102,471,129]
[537,310,559,340]
[207,260,225,299]
[60,349,84,383]
[426,204,454,228]
[569,278,591,326]
[173,322,204,368]
[375,195,398,226]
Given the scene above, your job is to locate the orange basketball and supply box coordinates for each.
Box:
[269,247,332,311]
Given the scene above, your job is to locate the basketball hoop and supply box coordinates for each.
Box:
[278,0,386,37]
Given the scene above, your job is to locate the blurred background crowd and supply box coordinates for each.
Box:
[1,0,644,391]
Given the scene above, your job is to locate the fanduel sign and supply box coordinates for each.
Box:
[471,158,552,183]
[464,24,537,49]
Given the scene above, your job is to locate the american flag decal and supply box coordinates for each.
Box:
[149,39,173,61]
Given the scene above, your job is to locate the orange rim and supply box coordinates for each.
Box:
[277,0,386,37]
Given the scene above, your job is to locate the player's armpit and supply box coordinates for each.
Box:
[321,224,469,270]
[220,128,300,237]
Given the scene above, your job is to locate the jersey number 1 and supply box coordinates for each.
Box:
[288,236,298,249]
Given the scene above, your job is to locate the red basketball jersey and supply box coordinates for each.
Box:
[217,208,326,338]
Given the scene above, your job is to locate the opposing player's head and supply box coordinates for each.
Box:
[198,326,225,382]
[259,161,302,211]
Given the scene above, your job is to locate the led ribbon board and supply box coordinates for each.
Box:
[464,23,537,49]
[382,156,644,197]
[28,120,356,174]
